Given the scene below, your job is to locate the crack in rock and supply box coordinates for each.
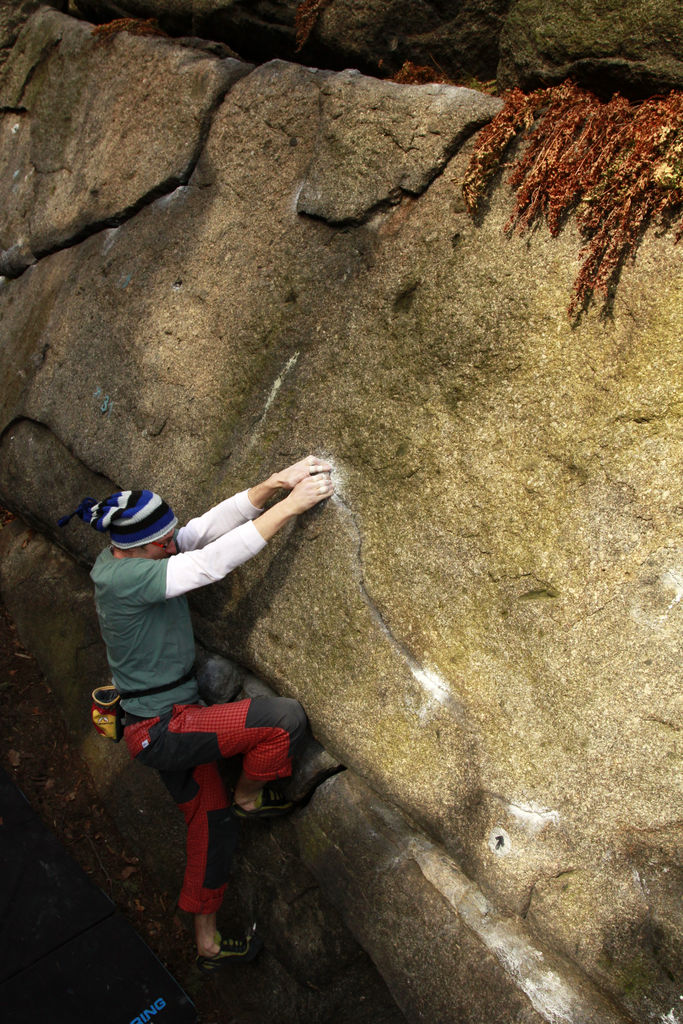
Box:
[245,352,300,453]
[329,488,466,723]
[297,70,502,225]
[292,764,347,811]
[521,869,577,919]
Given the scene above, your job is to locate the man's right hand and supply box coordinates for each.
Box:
[253,472,334,541]
[285,473,334,513]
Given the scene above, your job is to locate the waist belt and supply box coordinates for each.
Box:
[118,663,197,701]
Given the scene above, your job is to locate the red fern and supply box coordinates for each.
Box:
[464,82,683,315]
[390,61,452,86]
[462,88,538,215]
[92,18,167,42]
[294,0,334,52]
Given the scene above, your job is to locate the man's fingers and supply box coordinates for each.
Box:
[302,477,334,504]
[313,472,333,493]
[290,467,333,511]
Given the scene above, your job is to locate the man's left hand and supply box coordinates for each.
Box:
[276,455,332,490]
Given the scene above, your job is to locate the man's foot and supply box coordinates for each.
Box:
[231,784,293,819]
[196,930,263,973]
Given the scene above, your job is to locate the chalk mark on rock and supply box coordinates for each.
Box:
[330,488,466,723]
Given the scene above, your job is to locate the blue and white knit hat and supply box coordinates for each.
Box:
[58,490,177,549]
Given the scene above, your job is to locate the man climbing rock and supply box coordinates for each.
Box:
[58,456,334,971]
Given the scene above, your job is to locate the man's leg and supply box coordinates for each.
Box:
[157,761,238,954]
[128,696,307,958]
[163,696,308,798]
[230,696,307,812]
[194,911,218,956]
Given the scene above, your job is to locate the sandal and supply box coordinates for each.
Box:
[196,930,263,973]
[231,784,293,819]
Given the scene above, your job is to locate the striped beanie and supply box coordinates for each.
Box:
[58,490,177,549]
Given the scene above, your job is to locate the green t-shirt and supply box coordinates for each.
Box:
[91,547,198,718]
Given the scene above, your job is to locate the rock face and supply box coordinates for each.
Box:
[498,0,683,95]
[0,0,54,73]
[296,70,499,223]
[68,0,683,95]
[1,6,682,1024]
[69,0,514,81]
[0,7,250,274]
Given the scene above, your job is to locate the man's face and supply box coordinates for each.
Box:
[144,530,177,559]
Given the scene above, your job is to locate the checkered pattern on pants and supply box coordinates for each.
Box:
[124,696,307,915]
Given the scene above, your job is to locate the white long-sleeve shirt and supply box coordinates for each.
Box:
[165,489,266,598]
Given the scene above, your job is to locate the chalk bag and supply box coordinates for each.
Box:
[91,684,123,742]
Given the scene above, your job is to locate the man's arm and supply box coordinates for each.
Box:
[177,455,333,553]
[165,466,334,598]
[176,490,261,552]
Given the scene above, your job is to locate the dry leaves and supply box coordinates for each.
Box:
[294,0,334,51]
[463,81,683,315]
[92,18,166,43]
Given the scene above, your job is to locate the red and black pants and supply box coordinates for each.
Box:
[124,696,307,915]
